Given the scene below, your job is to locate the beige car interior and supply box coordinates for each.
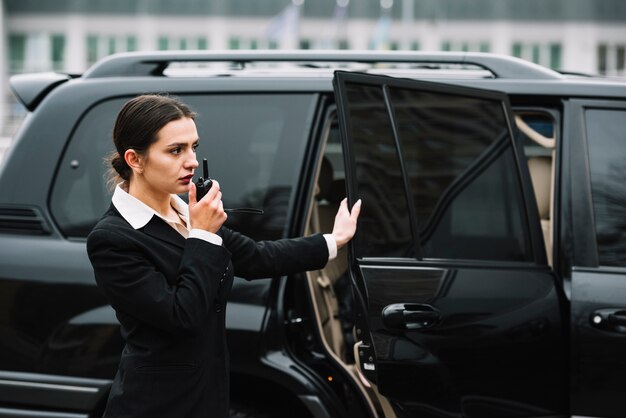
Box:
[515,112,557,265]
[304,112,556,417]
[305,121,396,418]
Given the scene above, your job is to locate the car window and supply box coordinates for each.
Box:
[342,83,415,258]
[338,77,533,262]
[514,111,557,265]
[585,108,626,267]
[387,87,532,262]
[50,94,317,240]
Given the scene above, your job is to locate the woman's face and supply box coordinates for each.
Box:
[141,117,200,196]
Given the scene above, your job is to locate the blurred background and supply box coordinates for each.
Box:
[1,0,626,153]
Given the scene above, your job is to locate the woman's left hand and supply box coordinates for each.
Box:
[331,198,362,249]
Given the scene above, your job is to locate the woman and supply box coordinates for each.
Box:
[86,94,361,417]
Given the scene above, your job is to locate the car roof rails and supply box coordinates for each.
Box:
[83,50,563,80]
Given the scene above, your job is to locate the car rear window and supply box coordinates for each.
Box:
[50,93,317,240]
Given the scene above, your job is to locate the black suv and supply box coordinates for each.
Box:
[1,51,626,418]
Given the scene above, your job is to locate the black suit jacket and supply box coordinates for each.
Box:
[87,204,329,417]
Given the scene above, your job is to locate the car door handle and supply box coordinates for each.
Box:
[382,303,441,331]
[590,308,626,332]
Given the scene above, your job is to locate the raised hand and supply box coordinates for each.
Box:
[331,198,362,249]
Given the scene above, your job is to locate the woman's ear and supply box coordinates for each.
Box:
[124,149,144,174]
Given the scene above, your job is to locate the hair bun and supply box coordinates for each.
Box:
[111,154,131,181]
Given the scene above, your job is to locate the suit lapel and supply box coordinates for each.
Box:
[142,217,186,249]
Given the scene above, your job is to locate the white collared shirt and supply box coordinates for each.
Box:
[112,184,223,245]
[111,184,337,260]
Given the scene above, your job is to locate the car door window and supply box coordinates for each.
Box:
[50,94,317,240]
[388,87,531,261]
[585,108,626,266]
[341,83,415,258]
[337,73,534,263]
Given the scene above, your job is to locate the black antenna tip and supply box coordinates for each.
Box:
[203,159,209,178]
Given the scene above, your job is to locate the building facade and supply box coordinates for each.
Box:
[2,0,626,132]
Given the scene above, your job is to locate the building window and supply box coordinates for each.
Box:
[339,39,350,50]
[549,43,562,70]
[229,37,241,50]
[87,35,142,67]
[617,46,626,73]
[598,44,608,74]
[126,36,138,52]
[597,44,626,76]
[107,37,116,55]
[531,43,541,64]
[87,35,99,66]
[299,39,311,49]
[512,42,562,70]
[410,41,420,51]
[158,36,169,51]
[442,40,489,53]
[227,37,274,50]
[158,36,208,51]
[51,35,65,71]
[9,33,27,73]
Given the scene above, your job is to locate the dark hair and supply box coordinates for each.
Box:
[107,94,196,188]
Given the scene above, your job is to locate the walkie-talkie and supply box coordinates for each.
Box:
[194,158,264,215]
[195,158,213,201]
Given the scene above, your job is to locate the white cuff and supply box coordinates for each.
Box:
[189,228,223,246]
[323,234,337,261]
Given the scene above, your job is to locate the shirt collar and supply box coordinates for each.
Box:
[112,184,189,230]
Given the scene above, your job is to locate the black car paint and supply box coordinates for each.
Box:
[1,52,626,417]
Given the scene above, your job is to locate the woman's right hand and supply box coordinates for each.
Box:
[188,180,227,233]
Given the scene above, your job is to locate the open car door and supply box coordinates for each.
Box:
[333,71,567,418]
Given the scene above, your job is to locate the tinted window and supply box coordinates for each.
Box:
[51,94,317,240]
[586,108,626,266]
[343,83,415,258]
[388,87,531,261]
